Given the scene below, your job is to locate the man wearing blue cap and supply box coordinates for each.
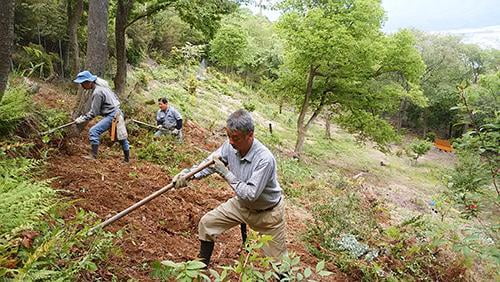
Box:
[73,70,130,162]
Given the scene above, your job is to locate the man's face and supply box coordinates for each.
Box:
[81,81,93,90]
[159,101,169,111]
[226,128,253,155]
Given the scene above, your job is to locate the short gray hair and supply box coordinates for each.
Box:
[226,109,254,133]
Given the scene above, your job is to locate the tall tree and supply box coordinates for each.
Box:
[209,9,283,83]
[275,0,425,155]
[85,0,109,77]
[66,0,84,77]
[0,0,15,102]
[407,32,477,137]
[210,23,248,72]
[113,0,239,96]
[114,0,133,96]
[73,0,109,121]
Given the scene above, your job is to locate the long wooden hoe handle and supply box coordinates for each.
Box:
[39,121,76,136]
[89,159,214,234]
[130,119,159,130]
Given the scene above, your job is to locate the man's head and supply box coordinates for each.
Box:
[225,109,254,156]
[158,97,169,111]
[73,70,97,90]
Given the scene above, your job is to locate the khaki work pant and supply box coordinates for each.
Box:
[198,196,287,258]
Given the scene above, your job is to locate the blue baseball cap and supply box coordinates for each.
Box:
[73,70,97,83]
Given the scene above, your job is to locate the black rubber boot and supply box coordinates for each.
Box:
[84,144,99,160]
[241,223,247,248]
[277,272,289,281]
[123,150,130,163]
[199,240,214,267]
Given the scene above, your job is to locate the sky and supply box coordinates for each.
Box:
[382,0,500,32]
[248,0,500,32]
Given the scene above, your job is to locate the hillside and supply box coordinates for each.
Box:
[2,1,499,280]
[19,64,492,280]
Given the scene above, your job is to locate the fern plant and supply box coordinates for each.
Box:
[0,82,30,136]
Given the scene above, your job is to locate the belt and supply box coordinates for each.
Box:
[254,197,281,213]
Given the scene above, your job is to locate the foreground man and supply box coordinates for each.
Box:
[73,70,130,162]
[173,109,287,266]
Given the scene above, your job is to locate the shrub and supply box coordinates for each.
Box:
[407,139,432,164]
[306,188,468,280]
[0,158,53,234]
[170,43,206,66]
[152,231,332,281]
[0,156,115,280]
[12,44,59,79]
[37,108,71,144]
[278,158,313,198]
[136,136,175,165]
[185,75,198,95]
[445,150,490,219]
[242,101,256,112]
[424,131,436,142]
[0,82,30,136]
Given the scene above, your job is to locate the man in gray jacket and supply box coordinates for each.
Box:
[155,97,183,141]
[173,109,287,267]
[73,70,130,162]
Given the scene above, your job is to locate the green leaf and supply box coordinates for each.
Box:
[316,260,325,272]
[304,267,312,278]
[161,260,180,268]
[187,260,206,270]
[186,269,199,278]
[319,270,333,277]
[209,269,220,278]
[42,135,50,144]
[86,261,98,272]
[199,273,210,281]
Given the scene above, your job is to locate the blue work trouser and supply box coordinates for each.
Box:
[89,110,129,151]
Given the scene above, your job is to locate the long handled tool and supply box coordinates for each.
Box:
[130,118,164,130]
[39,121,76,136]
[89,159,214,234]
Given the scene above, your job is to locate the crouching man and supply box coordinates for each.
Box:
[155,97,183,141]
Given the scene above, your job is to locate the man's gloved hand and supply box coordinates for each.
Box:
[172,168,190,188]
[74,116,86,124]
[212,155,229,178]
[172,128,180,135]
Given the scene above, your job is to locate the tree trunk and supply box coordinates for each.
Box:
[294,65,316,155]
[0,0,15,103]
[114,0,132,97]
[66,0,84,77]
[325,110,333,139]
[85,0,109,77]
[421,110,428,137]
[396,99,407,131]
[73,0,109,127]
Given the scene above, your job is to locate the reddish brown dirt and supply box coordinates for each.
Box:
[34,80,76,112]
[34,81,346,281]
